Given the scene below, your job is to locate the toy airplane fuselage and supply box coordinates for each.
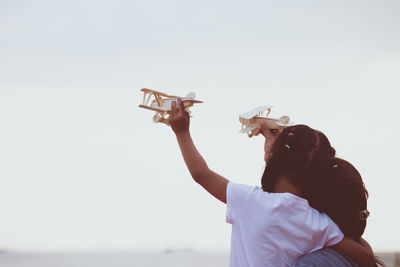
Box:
[139,88,202,125]
[239,106,291,137]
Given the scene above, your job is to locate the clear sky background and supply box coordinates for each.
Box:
[0,0,399,252]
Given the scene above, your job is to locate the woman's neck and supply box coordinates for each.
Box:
[274,175,303,197]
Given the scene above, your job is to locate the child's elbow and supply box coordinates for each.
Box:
[192,173,204,184]
[191,169,210,184]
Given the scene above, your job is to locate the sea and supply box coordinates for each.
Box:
[0,251,229,267]
[0,251,397,267]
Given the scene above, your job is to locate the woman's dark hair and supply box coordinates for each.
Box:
[305,157,368,240]
[261,125,368,240]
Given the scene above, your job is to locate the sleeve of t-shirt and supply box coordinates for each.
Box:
[324,216,344,246]
[226,181,256,224]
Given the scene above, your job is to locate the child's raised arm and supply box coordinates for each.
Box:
[169,98,229,203]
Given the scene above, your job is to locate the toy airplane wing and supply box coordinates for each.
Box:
[138,104,169,112]
[239,106,273,120]
[140,88,178,98]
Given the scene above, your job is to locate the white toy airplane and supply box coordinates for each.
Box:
[139,88,202,125]
[239,106,291,137]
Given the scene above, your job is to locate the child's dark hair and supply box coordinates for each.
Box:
[261,124,322,193]
[261,125,368,240]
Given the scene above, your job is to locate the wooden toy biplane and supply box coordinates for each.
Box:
[139,88,202,125]
[239,106,291,137]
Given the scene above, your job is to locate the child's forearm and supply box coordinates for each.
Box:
[358,237,374,255]
[175,130,209,181]
[332,236,375,267]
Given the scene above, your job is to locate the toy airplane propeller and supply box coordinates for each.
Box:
[139,88,202,125]
[239,106,291,137]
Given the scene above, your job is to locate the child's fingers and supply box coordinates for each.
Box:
[171,100,178,114]
[177,97,184,115]
[252,128,261,136]
[260,121,267,130]
[272,128,282,136]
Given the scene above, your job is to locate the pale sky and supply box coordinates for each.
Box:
[0,0,399,252]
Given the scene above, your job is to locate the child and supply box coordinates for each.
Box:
[168,98,374,267]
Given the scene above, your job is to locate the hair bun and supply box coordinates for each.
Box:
[311,131,336,163]
[316,146,336,159]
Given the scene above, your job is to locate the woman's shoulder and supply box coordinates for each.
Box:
[295,247,358,267]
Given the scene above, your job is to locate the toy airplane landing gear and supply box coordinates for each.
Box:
[139,88,203,125]
[239,106,291,137]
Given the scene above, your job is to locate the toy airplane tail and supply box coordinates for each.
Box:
[185,92,196,100]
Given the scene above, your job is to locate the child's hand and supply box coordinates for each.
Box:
[169,98,190,135]
[255,121,282,162]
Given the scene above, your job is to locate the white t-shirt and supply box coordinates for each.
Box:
[226,182,344,267]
